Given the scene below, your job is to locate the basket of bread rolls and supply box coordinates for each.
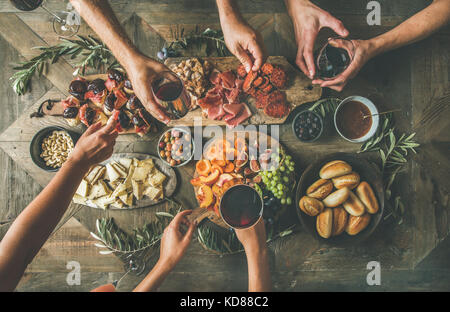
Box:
[296,153,384,245]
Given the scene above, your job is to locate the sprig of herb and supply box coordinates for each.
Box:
[90,200,182,272]
[358,113,420,224]
[168,27,229,57]
[10,35,118,95]
[308,98,341,118]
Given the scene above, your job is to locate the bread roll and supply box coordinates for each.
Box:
[299,196,324,216]
[332,206,348,236]
[345,213,371,235]
[356,181,379,214]
[332,172,360,190]
[342,191,366,216]
[306,179,333,200]
[323,187,350,207]
[319,160,352,179]
[316,208,333,238]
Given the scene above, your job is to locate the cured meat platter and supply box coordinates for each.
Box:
[165,56,322,127]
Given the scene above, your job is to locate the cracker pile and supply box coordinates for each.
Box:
[73,158,166,209]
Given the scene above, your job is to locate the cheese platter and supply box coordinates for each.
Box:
[73,153,177,210]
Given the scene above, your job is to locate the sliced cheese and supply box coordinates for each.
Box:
[85,165,102,184]
[123,165,135,190]
[132,166,151,181]
[144,185,162,200]
[106,163,121,183]
[118,158,132,170]
[111,182,127,198]
[149,170,166,186]
[72,194,86,205]
[111,162,127,178]
[132,180,144,200]
[76,179,90,197]
[138,158,154,171]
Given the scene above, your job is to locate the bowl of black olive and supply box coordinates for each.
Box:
[292,110,323,142]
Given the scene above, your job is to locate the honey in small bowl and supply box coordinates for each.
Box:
[335,100,372,140]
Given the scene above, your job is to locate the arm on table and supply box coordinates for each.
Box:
[216,0,266,72]
[314,0,450,91]
[236,219,271,292]
[69,0,170,123]
[0,119,118,291]
[133,210,196,292]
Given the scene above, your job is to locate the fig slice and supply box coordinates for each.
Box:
[234,151,248,168]
[249,157,261,172]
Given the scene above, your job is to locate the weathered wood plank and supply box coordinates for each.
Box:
[0,13,74,95]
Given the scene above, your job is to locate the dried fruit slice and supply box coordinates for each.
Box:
[199,169,221,185]
[197,185,214,208]
[196,159,211,176]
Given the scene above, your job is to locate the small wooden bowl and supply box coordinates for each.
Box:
[295,153,384,245]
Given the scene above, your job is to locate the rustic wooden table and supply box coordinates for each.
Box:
[0,0,449,291]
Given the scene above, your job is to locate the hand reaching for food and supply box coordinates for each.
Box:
[125,56,171,124]
[69,117,118,169]
[222,21,266,73]
[285,0,349,79]
[217,0,266,72]
[159,210,196,270]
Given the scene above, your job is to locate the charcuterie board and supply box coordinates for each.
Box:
[165,56,322,127]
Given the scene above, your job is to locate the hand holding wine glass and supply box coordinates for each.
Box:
[285,0,349,79]
[124,55,173,124]
[312,39,376,91]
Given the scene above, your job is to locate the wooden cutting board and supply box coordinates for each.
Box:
[165,56,322,127]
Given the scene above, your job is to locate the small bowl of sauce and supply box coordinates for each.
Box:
[334,96,379,143]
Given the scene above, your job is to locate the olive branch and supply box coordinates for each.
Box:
[10,35,118,96]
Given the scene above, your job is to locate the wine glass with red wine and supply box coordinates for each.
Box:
[315,37,355,80]
[9,0,80,37]
[220,184,263,229]
[151,71,191,119]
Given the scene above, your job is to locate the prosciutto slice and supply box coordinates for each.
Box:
[225,104,252,128]
[223,102,244,117]
[199,68,251,126]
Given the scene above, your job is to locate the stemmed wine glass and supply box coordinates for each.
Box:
[314,37,355,80]
[9,0,80,37]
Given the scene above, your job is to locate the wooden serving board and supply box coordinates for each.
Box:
[191,131,281,229]
[165,56,322,127]
[79,153,177,210]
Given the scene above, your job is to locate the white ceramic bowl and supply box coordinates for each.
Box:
[334,96,379,143]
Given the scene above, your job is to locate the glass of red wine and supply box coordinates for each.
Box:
[220,184,263,229]
[315,37,355,80]
[151,71,191,119]
[9,0,80,37]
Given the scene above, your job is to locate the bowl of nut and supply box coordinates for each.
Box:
[157,128,194,167]
[30,126,80,171]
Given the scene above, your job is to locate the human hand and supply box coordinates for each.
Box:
[158,210,196,270]
[125,55,171,124]
[235,218,267,254]
[221,18,266,72]
[287,0,349,78]
[68,116,118,169]
[312,39,375,91]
